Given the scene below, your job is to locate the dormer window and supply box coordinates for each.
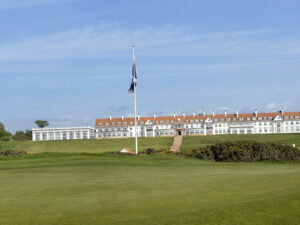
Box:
[295,116,300,119]
[98,123,103,126]
[258,117,262,120]
[195,119,199,122]
[268,117,272,120]
[284,116,289,119]
[239,118,243,121]
[226,118,230,121]
[247,118,250,121]
[252,117,256,120]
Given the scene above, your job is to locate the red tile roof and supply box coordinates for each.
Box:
[95,111,300,127]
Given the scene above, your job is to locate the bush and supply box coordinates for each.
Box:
[192,141,300,162]
[192,146,215,160]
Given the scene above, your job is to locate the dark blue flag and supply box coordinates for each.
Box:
[128,55,137,93]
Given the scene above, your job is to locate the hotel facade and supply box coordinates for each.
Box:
[32,110,300,141]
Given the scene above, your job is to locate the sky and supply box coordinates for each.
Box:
[0,0,300,132]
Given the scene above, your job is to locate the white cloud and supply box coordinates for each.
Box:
[265,101,293,111]
[0,22,299,74]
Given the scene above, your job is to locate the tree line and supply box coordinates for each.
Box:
[0,120,49,141]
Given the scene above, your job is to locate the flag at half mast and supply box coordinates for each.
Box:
[128,50,137,93]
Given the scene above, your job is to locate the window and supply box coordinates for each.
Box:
[252,117,257,120]
[35,133,40,141]
[239,118,243,121]
[195,119,199,122]
[55,132,61,140]
[226,118,230,121]
[117,122,121,125]
[98,123,103,126]
[247,117,250,121]
[123,122,127,125]
[62,132,67,140]
[105,123,109,126]
[268,117,272,120]
[295,116,299,119]
[258,117,262,120]
[264,117,267,120]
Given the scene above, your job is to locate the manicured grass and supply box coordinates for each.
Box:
[0,137,173,153]
[182,133,300,151]
[0,154,299,225]
[0,133,299,153]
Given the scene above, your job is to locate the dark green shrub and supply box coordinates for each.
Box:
[191,141,300,162]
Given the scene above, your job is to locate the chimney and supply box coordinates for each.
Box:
[109,116,112,121]
[281,108,284,114]
[224,110,227,117]
[193,112,196,118]
[121,114,124,120]
[212,111,215,117]
[236,111,239,118]
[137,113,140,120]
[153,113,156,119]
[255,109,258,117]
[183,112,185,118]
[173,112,176,118]
[202,111,206,117]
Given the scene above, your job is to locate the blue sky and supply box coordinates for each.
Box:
[1,0,300,132]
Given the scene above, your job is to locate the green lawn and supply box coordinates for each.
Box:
[0,137,173,153]
[181,133,300,151]
[1,133,299,153]
[0,154,299,225]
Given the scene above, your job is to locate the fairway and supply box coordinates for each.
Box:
[0,154,299,225]
[1,133,300,153]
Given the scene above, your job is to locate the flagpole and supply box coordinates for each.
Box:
[132,44,138,154]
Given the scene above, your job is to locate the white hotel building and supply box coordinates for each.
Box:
[32,110,300,141]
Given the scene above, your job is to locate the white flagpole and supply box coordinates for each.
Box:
[132,44,138,154]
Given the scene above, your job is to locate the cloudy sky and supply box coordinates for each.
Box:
[1,0,300,132]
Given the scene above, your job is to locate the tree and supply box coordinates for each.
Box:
[12,130,32,141]
[35,120,49,128]
[0,122,12,141]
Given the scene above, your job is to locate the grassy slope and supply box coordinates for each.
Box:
[0,154,299,225]
[0,137,173,153]
[182,133,300,151]
[0,133,299,153]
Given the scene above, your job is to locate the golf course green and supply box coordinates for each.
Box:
[1,134,300,224]
[0,154,300,225]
